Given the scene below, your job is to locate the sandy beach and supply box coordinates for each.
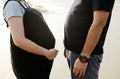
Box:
[0,0,120,79]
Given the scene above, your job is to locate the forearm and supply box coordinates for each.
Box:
[7,16,48,57]
[80,24,104,58]
[80,11,109,58]
[14,37,49,57]
[7,17,58,60]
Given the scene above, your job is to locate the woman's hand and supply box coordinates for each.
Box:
[45,49,58,60]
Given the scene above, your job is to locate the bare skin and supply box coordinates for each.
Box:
[7,0,58,60]
[73,10,110,78]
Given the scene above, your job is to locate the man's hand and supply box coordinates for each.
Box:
[73,58,88,78]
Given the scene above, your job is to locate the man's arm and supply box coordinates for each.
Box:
[80,10,110,58]
[73,10,110,77]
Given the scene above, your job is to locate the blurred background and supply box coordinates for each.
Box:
[0,0,120,79]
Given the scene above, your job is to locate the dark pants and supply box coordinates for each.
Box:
[65,50,103,79]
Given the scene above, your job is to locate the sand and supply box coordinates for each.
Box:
[0,1,120,79]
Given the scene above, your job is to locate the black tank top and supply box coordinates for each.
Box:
[4,0,55,51]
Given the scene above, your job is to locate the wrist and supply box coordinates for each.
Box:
[41,49,49,57]
[80,53,90,59]
[78,55,90,63]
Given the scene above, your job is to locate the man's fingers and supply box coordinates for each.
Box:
[82,67,87,77]
[73,67,79,76]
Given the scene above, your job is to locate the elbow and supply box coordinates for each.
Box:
[93,10,110,29]
[14,40,22,47]
[13,38,25,47]
[92,21,106,30]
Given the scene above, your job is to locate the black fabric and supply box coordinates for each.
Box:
[64,0,115,54]
[4,0,55,79]
[93,0,115,12]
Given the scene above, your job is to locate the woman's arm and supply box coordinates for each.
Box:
[7,16,58,60]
